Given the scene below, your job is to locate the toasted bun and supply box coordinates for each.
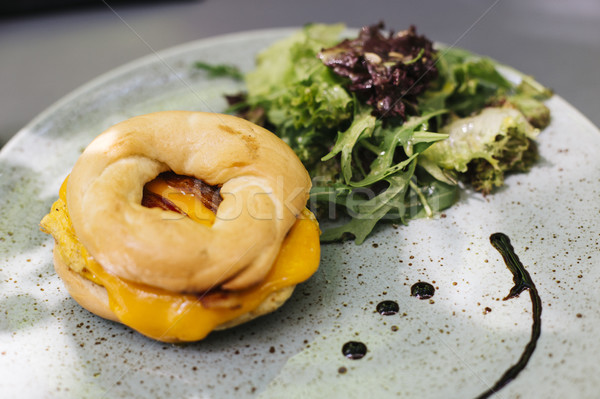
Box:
[53,246,296,336]
[67,111,311,293]
[52,247,117,322]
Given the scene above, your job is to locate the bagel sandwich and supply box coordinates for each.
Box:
[40,111,320,343]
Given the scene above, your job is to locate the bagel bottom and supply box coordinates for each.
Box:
[53,247,116,322]
[41,187,320,343]
[52,247,296,333]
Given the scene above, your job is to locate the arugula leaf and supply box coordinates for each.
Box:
[320,161,416,243]
[321,107,376,183]
[194,62,243,80]
[355,110,448,186]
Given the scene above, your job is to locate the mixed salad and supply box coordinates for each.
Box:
[196,23,552,243]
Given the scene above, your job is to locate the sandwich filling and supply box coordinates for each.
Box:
[41,175,320,342]
[141,171,222,226]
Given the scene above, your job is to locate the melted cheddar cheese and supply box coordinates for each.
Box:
[144,178,216,227]
[41,177,320,342]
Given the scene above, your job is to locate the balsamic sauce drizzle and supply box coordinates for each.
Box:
[475,233,543,399]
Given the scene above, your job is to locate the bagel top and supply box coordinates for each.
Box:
[67,111,311,293]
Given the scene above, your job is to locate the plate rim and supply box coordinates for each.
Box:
[2,25,600,398]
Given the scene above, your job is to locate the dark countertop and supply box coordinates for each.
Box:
[2,0,599,147]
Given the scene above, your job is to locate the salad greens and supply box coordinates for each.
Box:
[318,23,439,120]
[421,108,539,193]
[242,24,354,170]
[195,23,552,243]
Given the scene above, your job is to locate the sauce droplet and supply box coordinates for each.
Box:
[342,341,367,360]
[411,282,435,299]
[376,300,399,315]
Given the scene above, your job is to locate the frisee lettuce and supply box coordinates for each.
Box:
[420,108,539,194]
[243,24,353,171]
[194,23,551,243]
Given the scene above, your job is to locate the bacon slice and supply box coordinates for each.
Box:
[141,171,222,215]
[141,189,182,213]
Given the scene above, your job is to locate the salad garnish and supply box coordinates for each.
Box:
[195,22,552,243]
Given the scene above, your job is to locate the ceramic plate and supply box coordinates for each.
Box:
[1,28,599,399]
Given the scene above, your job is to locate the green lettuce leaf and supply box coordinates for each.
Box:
[505,94,551,129]
[244,24,354,170]
[421,107,539,193]
[421,47,512,116]
[245,23,346,99]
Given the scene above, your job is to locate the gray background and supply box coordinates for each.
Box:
[2,0,599,148]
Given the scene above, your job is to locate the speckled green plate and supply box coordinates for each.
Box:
[1,28,599,399]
